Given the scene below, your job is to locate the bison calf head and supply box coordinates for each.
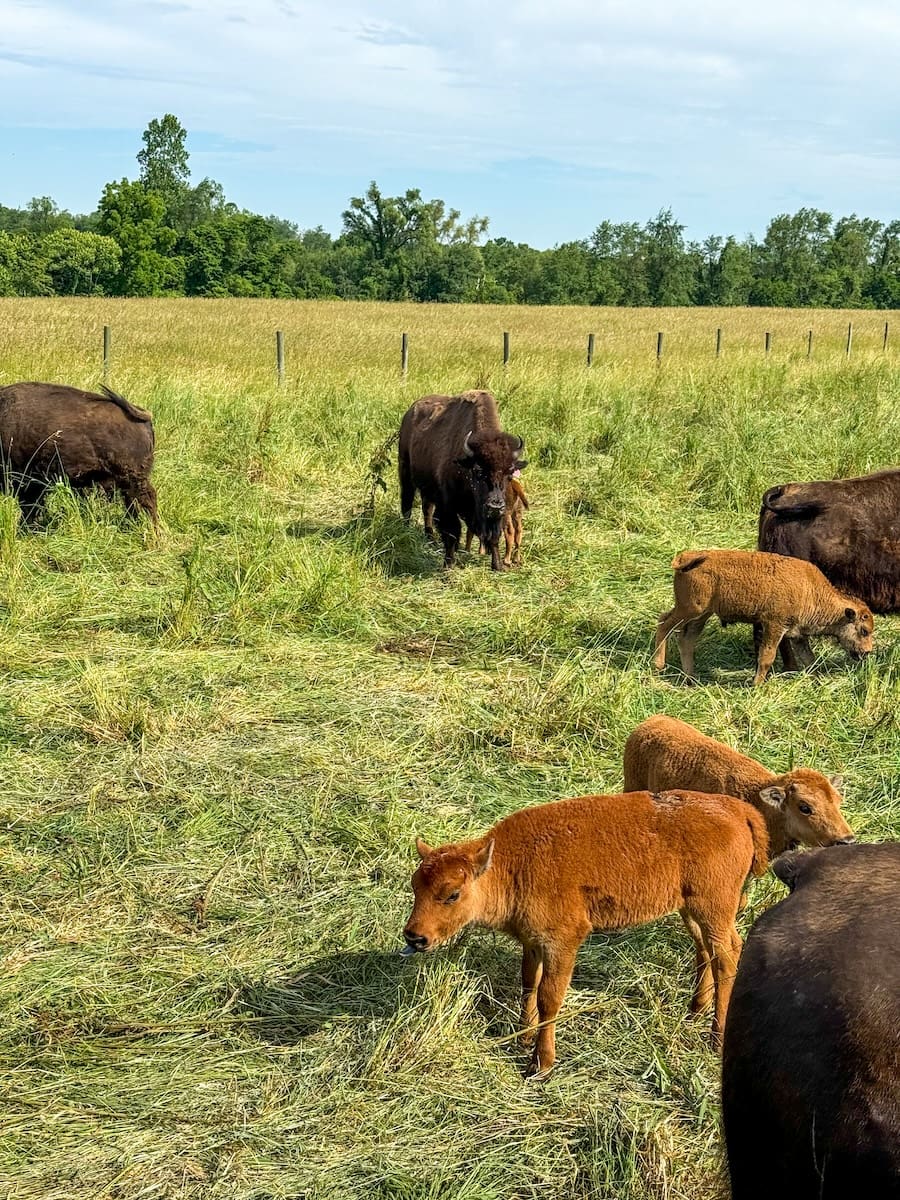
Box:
[759,769,855,848]
[457,431,527,538]
[833,603,875,661]
[401,836,494,955]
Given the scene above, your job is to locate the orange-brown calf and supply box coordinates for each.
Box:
[402,790,768,1078]
[654,549,874,685]
[624,715,855,856]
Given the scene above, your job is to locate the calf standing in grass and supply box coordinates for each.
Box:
[654,549,874,685]
[401,790,768,1078]
[624,715,854,856]
[723,843,900,1199]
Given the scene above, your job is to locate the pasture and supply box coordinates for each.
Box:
[0,298,898,1200]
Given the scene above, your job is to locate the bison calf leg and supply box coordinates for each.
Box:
[519,943,544,1046]
[681,911,715,1015]
[676,615,710,681]
[528,938,582,1079]
[653,608,682,670]
[753,627,785,686]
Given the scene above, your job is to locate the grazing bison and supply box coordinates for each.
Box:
[623,715,854,855]
[0,381,157,525]
[759,468,900,667]
[654,549,874,685]
[402,789,768,1077]
[398,390,526,570]
[722,842,900,1200]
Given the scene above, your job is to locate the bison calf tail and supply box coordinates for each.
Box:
[745,807,770,878]
[671,551,706,573]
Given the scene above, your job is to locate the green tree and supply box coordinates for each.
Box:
[97,179,182,295]
[42,228,121,294]
[644,209,696,305]
[137,114,190,207]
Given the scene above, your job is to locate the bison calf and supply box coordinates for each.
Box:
[624,715,854,856]
[402,790,768,1077]
[723,843,900,1199]
[654,549,873,685]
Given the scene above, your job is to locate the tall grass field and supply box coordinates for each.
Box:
[0,299,898,1199]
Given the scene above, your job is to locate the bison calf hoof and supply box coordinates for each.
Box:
[526,1051,554,1081]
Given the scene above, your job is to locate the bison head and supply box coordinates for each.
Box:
[401,836,494,955]
[759,769,854,849]
[831,602,875,661]
[456,431,527,541]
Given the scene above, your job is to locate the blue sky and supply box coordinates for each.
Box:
[2,0,900,247]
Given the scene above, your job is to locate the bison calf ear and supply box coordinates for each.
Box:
[772,850,806,891]
[828,774,845,793]
[415,837,434,860]
[759,786,787,810]
[844,607,857,620]
[473,838,494,878]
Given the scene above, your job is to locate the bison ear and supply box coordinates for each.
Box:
[771,850,806,891]
[759,786,787,810]
[415,837,433,860]
[845,606,857,620]
[472,838,494,878]
[828,774,845,793]
[515,459,528,471]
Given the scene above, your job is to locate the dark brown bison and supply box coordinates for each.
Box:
[398,390,526,570]
[722,842,900,1200]
[0,381,157,525]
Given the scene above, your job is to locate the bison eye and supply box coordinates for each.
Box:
[444,891,460,905]
[798,802,813,815]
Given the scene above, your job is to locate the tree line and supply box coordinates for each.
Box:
[3,115,900,307]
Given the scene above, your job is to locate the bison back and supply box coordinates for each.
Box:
[722,843,900,1199]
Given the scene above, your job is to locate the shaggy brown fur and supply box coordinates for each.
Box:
[402,790,768,1077]
[723,843,900,1199]
[623,715,854,856]
[398,390,526,570]
[654,549,874,685]
[758,468,900,614]
[0,381,157,525]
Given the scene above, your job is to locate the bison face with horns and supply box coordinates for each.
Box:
[455,428,527,564]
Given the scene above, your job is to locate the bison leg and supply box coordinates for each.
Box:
[653,608,682,670]
[122,482,159,527]
[519,942,544,1046]
[17,481,48,527]
[487,537,506,571]
[438,511,462,568]
[422,500,439,544]
[780,635,812,671]
[528,936,584,1079]
[399,453,415,523]
[753,627,785,686]
[681,911,714,1016]
[676,614,710,681]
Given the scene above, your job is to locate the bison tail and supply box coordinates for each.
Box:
[98,386,153,424]
[671,551,706,573]
[746,807,770,878]
[760,484,821,519]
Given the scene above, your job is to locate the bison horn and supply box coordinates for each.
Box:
[461,431,475,458]
[514,435,524,452]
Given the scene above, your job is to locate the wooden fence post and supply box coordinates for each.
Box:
[401,332,409,377]
[807,329,813,358]
[503,331,510,366]
[765,331,771,356]
[275,330,285,385]
[103,325,111,380]
[656,331,664,363]
[884,321,889,352]
[846,322,853,357]
[587,333,595,367]
[716,327,722,358]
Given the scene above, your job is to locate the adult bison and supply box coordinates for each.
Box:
[0,381,157,525]
[758,468,900,613]
[398,390,526,570]
[722,842,900,1199]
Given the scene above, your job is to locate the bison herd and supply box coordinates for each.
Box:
[1,380,898,1196]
